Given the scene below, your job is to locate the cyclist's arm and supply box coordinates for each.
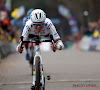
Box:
[50,29,64,50]
[46,18,64,50]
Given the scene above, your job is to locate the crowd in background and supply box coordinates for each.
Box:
[63,18,100,49]
[0,11,21,44]
[79,19,100,39]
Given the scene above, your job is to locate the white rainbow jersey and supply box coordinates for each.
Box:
[20,18,64,50]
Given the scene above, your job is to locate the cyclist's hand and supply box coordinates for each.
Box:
[18,45,24,53]
[51,43,57,51]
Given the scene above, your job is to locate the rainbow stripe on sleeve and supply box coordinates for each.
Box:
[18,40,20,45]
[55,38,63,50]
[55,38,61,44]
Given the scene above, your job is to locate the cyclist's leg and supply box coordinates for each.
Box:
[35,57,41,90]
[22,21,30,60]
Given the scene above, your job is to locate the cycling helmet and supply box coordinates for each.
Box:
[27,8,34,16]
[30,9,46,23]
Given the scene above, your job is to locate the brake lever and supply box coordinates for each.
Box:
[51,40,56,52]
[20,36,23,54]
[50,35,56,52]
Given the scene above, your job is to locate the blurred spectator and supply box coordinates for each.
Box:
[0,11,17,43]
[22,8,33,32]
[14,29,21,43]
[0,0,6,11]
[83,22,95,36]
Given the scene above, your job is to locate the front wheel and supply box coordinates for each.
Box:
[35,57,45,90]
[35,57,41,90]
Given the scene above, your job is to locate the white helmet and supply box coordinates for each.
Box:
[30,9,46,23]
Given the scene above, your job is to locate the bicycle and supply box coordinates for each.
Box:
[20,35,56,90]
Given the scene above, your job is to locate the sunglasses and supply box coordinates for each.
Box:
[33,23,44,26]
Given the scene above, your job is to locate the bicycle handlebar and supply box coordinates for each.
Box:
[22,40,52,43]
[20,35,56,53]
[20,36,23,53]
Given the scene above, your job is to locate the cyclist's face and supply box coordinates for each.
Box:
[33,23,44,33]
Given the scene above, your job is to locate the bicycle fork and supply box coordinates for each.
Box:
[32,45,45,87]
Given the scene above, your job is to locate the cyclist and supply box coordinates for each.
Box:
[17,9,64,55]
[22,8,34,32]
[22,8,33,60]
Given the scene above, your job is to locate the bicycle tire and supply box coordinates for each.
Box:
[30,44,34,76]
[31,58,33,76]
[35,57,41,90]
